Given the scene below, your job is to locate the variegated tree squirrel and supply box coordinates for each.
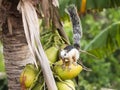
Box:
[60,5,83,69]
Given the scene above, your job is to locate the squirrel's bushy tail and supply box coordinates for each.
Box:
[66,5,82,49]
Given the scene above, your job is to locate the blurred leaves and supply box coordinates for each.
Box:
[0,42,5,72]
[85,22,120,58]
[86,0,120,9]
[79,8,120,90]
[58,0,120,19]
[0,76,8,90]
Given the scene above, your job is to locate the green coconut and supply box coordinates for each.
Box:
[54,60,83,80]
[45,46,59,63]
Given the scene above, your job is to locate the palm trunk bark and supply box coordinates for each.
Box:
[2,0,34,90]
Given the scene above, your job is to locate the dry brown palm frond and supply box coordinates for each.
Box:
[40,0,69,44]
[52,0,59,7]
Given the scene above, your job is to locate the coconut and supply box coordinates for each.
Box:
[57,80,75,90]
[45,46,59,63]
[20,64,38,88]
[54,60,82,80]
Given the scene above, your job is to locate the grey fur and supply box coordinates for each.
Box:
[66,5,82,47]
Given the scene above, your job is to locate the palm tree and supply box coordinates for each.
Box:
[1,0,35,89]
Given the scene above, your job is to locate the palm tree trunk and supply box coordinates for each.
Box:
[2,0,34,89]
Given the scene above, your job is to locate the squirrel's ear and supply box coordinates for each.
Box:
[60,48,63,51]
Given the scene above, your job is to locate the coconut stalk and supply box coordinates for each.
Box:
[17,0,57,90]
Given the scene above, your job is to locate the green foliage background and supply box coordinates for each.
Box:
[0,42,4,72]
[0,42,8,90]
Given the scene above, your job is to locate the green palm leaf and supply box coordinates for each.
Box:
[85,22,120,58]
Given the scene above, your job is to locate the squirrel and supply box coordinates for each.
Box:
[60,5,83,69]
